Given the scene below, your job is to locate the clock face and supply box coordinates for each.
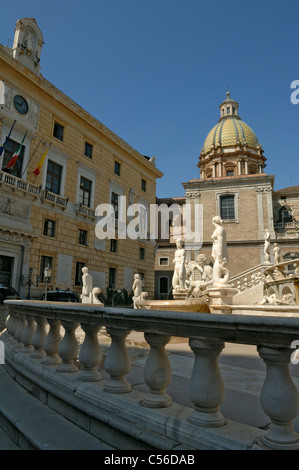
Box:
[13,95,28,115]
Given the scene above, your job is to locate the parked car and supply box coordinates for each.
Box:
[41,288,79,303]
[0,285,21,304]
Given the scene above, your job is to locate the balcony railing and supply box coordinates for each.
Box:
[0,170,41,197]
[40,189,69,209]
[76,203,95,219]
[2,300,299,450]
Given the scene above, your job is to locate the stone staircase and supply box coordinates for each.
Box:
[0,366,114,450]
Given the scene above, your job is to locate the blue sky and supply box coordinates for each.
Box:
[1,0,298,197]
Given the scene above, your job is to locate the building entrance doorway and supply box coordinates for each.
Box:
[0,255,13,286]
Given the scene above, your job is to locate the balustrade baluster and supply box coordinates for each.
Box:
[189,338,226,427]
[258,345,299,449]
[30,316,47,359]
[104,327,131,393]
[41,319,62,365]
[140,333,172,408]
[14,314,26,349]
[56,321,79,373]
[21,315,36,353]
[78,323,102,381]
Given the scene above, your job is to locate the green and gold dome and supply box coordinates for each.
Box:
[202,116,259,154]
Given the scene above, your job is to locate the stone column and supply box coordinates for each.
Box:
[41,319,62,365]
[258,345,299,449]
[78,323,102,382]
[104,327,131,393]
[30,316,47,359]
[57,321,79,373]
[189,338,226,427]
[21,314,36,353]
[140,333,172,408]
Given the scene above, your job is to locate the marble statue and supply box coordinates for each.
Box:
[211,216,230,287]
[172,239,187,291]
[211,216,228,262]
[273,243,282,264]
[264,229,271,263]
[92,287,104,305]
[80,266,93,304]
[132,273,143,309]
[186,254,213,297]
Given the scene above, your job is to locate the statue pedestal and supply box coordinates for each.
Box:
[172,288,188,300]
[207,286,238,314]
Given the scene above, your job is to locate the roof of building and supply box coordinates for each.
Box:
[273,185,299,196]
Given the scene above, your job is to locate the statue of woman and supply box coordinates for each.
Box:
[172,239,186,290]
[264,229,271,263]
[211,216,230,287]
[211,216,228,261]
[81,266,93,303]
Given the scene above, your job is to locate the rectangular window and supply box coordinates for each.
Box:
[159,277,169,294]
[226,170,234,177]
[84,142,93,159]
[46,160,62,195]
[140,247,145,260]
[53,122,64,141]
[40,255,53,283]
[114,161,121,176]
[78,229,88,245]
[79,176,92,207]
[111,192,119,219]
[2,138,25,179]
[109,267,116,289]
[75,261,85,286]
[141,179,146,192]
[110,239,117,253]
[220,195,235,220]
[159,257,169,266]
[44,219,56,237]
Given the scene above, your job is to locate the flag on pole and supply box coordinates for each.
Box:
[33,144,50,176]
[6,130,27,169]
[0,120,16,158]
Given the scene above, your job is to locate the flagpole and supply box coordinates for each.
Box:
[21,138,42,179]
[0,120,16,159]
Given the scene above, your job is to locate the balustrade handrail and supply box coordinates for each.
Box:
[3,299,299,450]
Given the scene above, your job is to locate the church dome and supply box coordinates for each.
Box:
[198,91,266,179]
[202,117,259,154]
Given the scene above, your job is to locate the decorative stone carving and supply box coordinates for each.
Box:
[132,273,142,309]
[185,254,213,297]
[211,216,230,287]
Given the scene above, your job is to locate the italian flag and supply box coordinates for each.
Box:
[6,130,27,169]
[33,145,50,176]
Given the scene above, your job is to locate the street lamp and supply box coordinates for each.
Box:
[19,268,39,300]
[44,265,52,301]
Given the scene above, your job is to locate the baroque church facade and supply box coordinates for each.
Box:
[155,92,299,299]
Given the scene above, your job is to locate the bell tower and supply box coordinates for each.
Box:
[12,18,44,75]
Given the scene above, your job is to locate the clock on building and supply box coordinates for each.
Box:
[13,95,28,115]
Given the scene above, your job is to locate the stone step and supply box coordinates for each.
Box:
[0,366,115,450]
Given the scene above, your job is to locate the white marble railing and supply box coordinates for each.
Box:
[2,300,299,450]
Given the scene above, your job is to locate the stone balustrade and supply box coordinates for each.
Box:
[2,300,299,450]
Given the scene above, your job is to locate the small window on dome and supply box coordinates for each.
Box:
[226,170,234,177]
[226,107,230,114]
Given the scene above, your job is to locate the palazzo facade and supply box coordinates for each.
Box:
[0,18,162,300]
